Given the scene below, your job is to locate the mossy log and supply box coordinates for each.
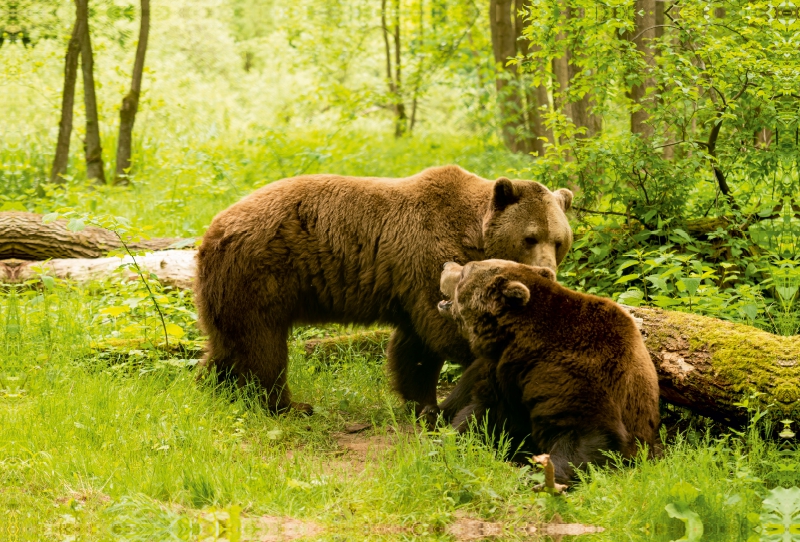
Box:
[304,307,800,426]
[626,305,799,426]
[0,211,188,259]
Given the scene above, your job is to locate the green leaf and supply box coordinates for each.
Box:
[740,304,758,321]
[671,229,693,243]
[42,212,59,224]
[651,296,683,308]
[165,323,185,338]
[618,290,644,307]
[760,486,800,536]
[100,306,130,317]
[41,276,55,290]
[646,275,670,293]
[670,481,700,505]
[665,503,704,541]
[614,273,640,285]
[681,278,701,297]
[66,218,85,232]
[616,260,639,275]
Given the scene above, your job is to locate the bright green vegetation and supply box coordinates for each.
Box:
[2,0,800,540]
[2,279,799,540]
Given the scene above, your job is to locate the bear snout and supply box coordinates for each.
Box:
[440,262,463,300]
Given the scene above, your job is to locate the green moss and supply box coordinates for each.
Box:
[645,308,800,418]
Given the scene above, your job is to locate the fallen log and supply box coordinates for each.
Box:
[304,307,800,426]
[0,249,197,290]
[0,211,189,259]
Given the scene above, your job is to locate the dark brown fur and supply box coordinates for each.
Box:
[194,166,573,411]
[435,260,660,484]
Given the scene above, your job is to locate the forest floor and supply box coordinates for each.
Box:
[1,284,790,541]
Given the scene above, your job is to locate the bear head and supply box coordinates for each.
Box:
[438,259,555,357]
[482,179,573,273]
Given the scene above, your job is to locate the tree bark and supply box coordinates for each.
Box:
[492,0,553,155]
[79,0,106,184]
[115,0,150,184]
[50,2,84,184]
[630,0,657,137]
[550,2,601,146]
[515,0,551,156]
[381,0,406,138]
[0,250,196,291]
[0,212,187,259]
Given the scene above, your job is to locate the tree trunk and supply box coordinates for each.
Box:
[549,2,601,142]
[78,0,106,184]
[515,0,551,156]
[381,0,407,137]
[115,0,150,184]
[50,2,84,184]
[303,307,800,427]
[491,0,539,154]
[0,212,187,259]
[630,0,657,137]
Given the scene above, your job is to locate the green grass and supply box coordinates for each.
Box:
[2,280,798,541]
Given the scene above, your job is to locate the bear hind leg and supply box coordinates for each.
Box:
[203,323,310,414]
[387,327,445,413]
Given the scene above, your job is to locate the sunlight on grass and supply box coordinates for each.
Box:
[2,283,797,541]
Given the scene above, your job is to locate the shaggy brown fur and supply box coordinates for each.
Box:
[194,165,573,412]
[435,260,660,484]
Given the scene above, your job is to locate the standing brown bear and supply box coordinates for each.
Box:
[435,260,660,484]
[194,165,573,413]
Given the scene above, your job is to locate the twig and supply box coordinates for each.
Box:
[113,231,169,350]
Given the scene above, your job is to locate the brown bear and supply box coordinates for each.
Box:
[434,259,660,484]
[194,165,574,413]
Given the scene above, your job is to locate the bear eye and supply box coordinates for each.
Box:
[525,237,538,246]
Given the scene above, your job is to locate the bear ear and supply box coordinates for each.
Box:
[502,280,530,307]
[493,178,519,211]
[554,188,573,212]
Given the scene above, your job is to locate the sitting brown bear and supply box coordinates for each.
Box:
[435,259,660,484]
[194,165,573,412]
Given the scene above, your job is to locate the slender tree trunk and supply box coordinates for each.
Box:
[78,0,106,184]
[409,0,424,133]
[381,0,406,137]
[515,0,551,156]
[50,3,84,184]
[490,0,527,153]
[552,3,600,139]
[392,0,406,137]
[630,0,657,137]
[115,0,150,184]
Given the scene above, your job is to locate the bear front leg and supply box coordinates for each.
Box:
[436,359,487,423]
[387,327,445,414]
[545,427,622,485]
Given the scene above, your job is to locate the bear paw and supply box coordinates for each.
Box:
[419,405,442,430]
